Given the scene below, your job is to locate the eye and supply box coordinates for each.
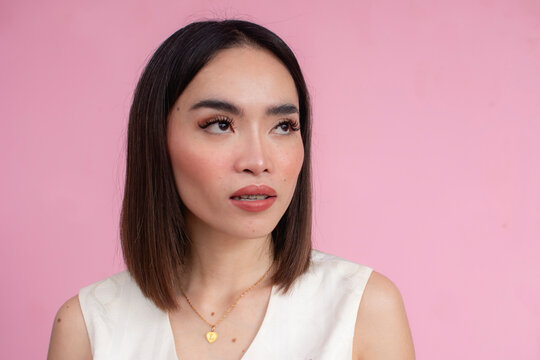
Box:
[199,116,235,134]
[273,119,300,135]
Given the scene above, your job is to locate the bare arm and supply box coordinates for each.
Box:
[353,271,415,360]
[47,295,93,360]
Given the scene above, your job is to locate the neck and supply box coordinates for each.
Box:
[181,213,275,299]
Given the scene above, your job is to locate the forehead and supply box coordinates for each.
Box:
[177,46,299,109]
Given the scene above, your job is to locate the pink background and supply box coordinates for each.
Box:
[1,0,539,359]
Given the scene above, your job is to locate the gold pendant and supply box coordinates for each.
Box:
[206,331,218,343]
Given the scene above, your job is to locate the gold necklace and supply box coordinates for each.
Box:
[179,263,273,344]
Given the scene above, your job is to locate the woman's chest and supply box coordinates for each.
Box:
[168,291,271,360]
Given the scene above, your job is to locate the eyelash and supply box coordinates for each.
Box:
[199,116,300,133]
[199,116,235,132]
[276,119,300,133]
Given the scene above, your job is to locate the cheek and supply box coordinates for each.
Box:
[278,139,305,185]
[168,140,228,200]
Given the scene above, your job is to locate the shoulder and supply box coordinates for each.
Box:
[360,271,403,309]
[304,250,373,297]
[309,249,373,279]
[353,271,415,359]
[77,270,136,329]
[78,270,132,303]
[48,271,133,360]
[47,295,92,360]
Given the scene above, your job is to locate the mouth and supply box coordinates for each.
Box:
[229,185,277,212]
[230,185,277,199]
[230,194,272,201]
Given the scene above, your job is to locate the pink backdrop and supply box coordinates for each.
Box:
[2,0,539,359]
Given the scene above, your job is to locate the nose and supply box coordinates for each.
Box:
[233,131,272,176]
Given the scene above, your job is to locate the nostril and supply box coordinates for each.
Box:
[242,168,269,175]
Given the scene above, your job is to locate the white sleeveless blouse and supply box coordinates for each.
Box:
[79,250,373,359]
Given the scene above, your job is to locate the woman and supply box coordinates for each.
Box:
[48,20,415,359]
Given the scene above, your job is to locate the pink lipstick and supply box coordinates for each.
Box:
[230,185,277,212]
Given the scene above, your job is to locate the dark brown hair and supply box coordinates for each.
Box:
[121,20,312,311]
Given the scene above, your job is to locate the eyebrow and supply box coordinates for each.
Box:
[266,103,299,116]
[190,99,242,115]
[189,99,299,117]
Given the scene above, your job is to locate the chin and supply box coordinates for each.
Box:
[215,217,280,241]
[226,224,276,240]
[185,206,284,241]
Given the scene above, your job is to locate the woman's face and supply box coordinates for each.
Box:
[167,46,304,240]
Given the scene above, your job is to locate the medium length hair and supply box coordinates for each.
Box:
[121,20,312,311]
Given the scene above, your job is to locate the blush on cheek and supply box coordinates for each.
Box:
[172,151,210,185]
[284,145,304,178]
[169,140,230,205]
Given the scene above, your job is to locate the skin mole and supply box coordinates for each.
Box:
[57,318,61,323]
[211,312,215,316]
[232,338,237,343]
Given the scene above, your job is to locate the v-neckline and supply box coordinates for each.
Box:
[167,283,277,360]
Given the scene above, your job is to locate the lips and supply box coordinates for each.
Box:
[230,185,277,212]
[230,185,277,199]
